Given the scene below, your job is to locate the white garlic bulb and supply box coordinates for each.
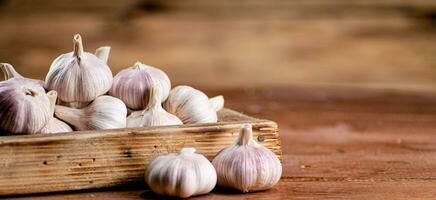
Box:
[109,62,171,110]
[127,85,182,127]
[212,124,282,193]
[0,75,51,134]
[54,95,127,131]
[146,148,217,198]
[39,91,73,134]
[163,85,224,124]
[45,34,113,108]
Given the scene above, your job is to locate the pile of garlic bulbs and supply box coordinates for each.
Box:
[0,34,224,135]
[145,124,282,198]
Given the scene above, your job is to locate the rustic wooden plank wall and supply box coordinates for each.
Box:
[0,0,435,89]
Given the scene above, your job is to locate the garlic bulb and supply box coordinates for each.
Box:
[127,85,182,127]
[109,62,171,110]
[1,63,45,87]
[39,91,73,134]
[146,148,217,198]
[212,124,282,192]
[0,76,51,134]
[45,34,113,108]
[163,86,224,124]
[54,95,127,131]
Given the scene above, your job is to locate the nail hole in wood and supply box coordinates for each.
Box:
[78,163,82,166]
[257,135,265,142]
[43,161,48,165]
[123,149,133,158]
[92,158,96,162]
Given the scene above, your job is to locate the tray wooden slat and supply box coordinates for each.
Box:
[0,108,281,196]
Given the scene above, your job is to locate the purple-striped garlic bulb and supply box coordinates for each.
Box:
[127,84,182,127]
[109,62,171,110]
[163,85,224,124]
[212,124,282,192]
[45,34,113,108]
[39,91,73,134]
[145,148,217,198]
[0,64,51,134]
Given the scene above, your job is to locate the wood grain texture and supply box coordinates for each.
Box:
[5,86,436,199]
[0,108,281,196]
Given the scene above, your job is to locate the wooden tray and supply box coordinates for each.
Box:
[0,108,281,196]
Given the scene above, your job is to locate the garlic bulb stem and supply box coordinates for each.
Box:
[95,46,111,64]
[54,105,83,128]
[73,34,84,59]
[0,63,22,80]
[133,61,142,69]
[180,147,196,155]
[39,90,73,134]
[47,90,57,115]
[209,95,224,112]
[148,84,162,108]
[237,124,254,146]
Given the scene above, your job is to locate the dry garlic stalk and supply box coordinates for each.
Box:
[39,91,73,134]
[109,62,171,110]
[212,124,282,192]
[54,95,127,131]
[0,66,51,134]
[146,148,217,198]
[45,34,113,108]
[127,85,182,127]
[163,85,224,124]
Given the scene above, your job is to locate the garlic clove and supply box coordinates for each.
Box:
[127,84,182,127]
[164,85,224,124]
[145,147,217,198]
[54,95,127,131]
[0,77,51,134]
[95,46,111,64]
[45,34,113,108]
[212,124,282,193]
[39,91,73,134]
[109,61,171,110]
[209,95,224,112]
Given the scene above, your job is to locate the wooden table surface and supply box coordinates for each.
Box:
[6,85,436,199]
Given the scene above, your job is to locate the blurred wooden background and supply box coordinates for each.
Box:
[0,0,436,89]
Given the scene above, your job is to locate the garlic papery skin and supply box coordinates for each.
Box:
[209,95,224,112]
[109,61,171,110]
[145,148,217,198]
[0,77,51,134]
[54,95,127,131]
[94,46,111,64]
[212,124,282,193]
[163,85,224,124]
[127,85,182,127]
[39,91,73,134]
[45,34,113,108]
